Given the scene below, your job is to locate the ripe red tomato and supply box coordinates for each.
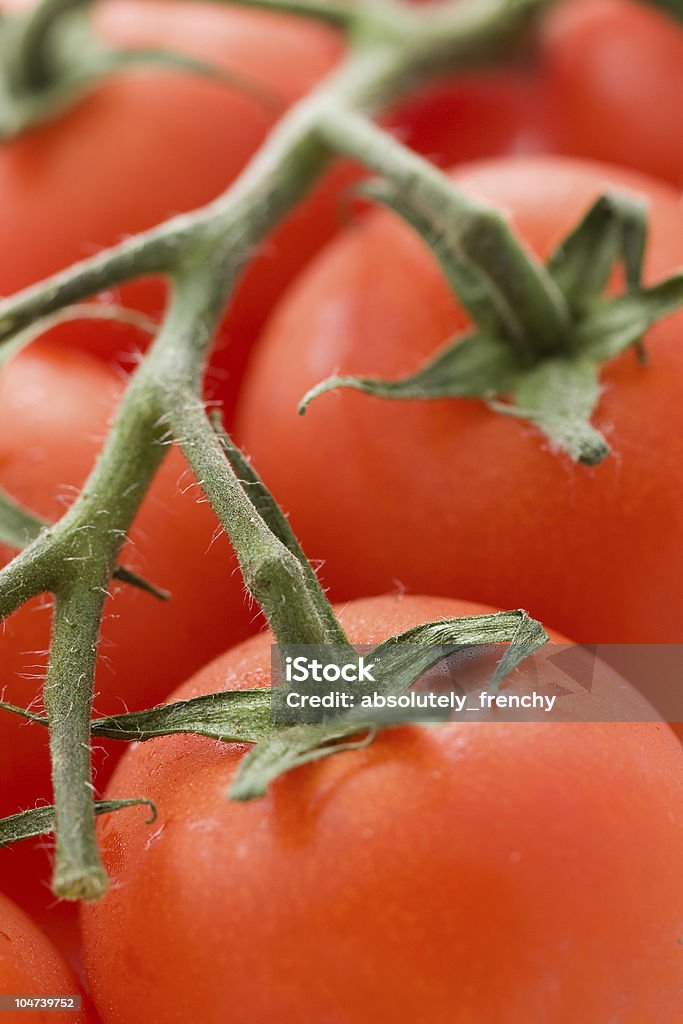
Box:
[0,341,253,821]
[384,69,542,169]
[0,889,91,1022]
[236,157,683,647]
[81,593,683,1023]
[0,0,342,403]
[540,0,683,189]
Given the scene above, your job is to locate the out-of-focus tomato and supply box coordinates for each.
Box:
[384,69,542,168]
[0,0,343,402]
[541,0,683,189]
[0,889,92,1022]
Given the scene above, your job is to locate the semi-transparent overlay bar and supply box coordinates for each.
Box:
[269,644,683,725]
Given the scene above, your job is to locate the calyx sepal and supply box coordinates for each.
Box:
[301,192,683,466]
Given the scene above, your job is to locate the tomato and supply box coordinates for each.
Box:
[236,156,683,650]
[0,0,342,404]
[384,69,542,169]
[0,889,91,1022]
[540,0,683,189]
[0,341,254,821]
[81,593,683,1023]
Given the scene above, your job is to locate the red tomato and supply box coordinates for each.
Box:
[0,0,342,403]
[236,157,683,648]
[81,593,683,1023]
[0,342,254,821]
[541,0,683,189]
[0,889,91,1022]
[384,69,543,169]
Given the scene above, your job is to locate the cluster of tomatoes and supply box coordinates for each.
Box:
[0,0,682,1021]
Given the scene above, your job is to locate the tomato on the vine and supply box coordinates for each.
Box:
[81,593,683,1023]
[0,889,91,1022]
[540,0,683,189]
[236,156,683,646]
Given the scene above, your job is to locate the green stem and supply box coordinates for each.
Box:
[8,0,91,92]
[319,106,572,360]
[0,532,57,620]
[44,579,107,901]
[171,392,347,647]
[211,417,348,645]
[0,229,186,345]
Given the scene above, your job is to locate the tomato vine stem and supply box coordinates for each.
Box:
[44,580,109,901]
[318,105,573,360]
[7,0,93,92]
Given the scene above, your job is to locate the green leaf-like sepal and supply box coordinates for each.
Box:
[299,331,521,411]
[90,689,274,745]
[0,798,156,848]
[493,357,610,467]
[0,688,274,745]
[580,272,683,361]
[548,192,648,310]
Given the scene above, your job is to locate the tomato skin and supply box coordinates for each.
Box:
[541,0,683,189]
[236,157,683,646]
[0,890,91,1023]
[81,593,683,1024]
[384,69,543,169]
[0,342,254,822]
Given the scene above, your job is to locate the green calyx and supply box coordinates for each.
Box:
[0,0,281,139]
[300,188,683,467]
[0,798,156,850]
